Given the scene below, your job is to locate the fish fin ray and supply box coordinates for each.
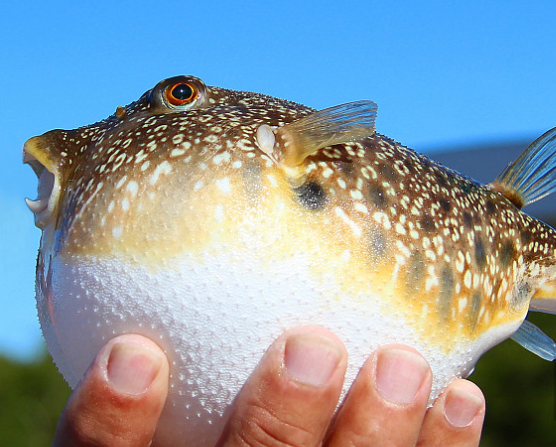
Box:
[492,127,556,207]
[510,319,556,361]
[276,100,377,167]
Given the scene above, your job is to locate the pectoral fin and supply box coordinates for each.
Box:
[511,320,556,361]
[257,100,377,170]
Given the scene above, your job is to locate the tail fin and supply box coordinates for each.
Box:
[493,127,556,359]
[491,127,556,208]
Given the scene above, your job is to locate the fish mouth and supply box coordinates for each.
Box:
[23,136,61,230]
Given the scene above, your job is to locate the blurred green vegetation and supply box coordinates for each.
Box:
[472,312,555,447]
[0,348,70,446]
[0,313,554,446]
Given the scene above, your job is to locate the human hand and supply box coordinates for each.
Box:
[53,328,485,446]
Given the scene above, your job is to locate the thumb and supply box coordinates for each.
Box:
[54,334,169,447]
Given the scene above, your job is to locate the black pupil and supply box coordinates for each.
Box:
[172,83,193,100]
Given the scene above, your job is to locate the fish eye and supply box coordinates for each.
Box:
[165,82,197,106]
[148,76,207,112]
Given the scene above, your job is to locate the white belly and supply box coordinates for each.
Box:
[39,250,516,447]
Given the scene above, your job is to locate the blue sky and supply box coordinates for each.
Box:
[1,1,556,360]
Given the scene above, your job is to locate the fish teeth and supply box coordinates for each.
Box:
[25,197,48,214]
[25,167,55,216]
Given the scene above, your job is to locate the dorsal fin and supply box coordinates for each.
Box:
[491,127,556,208]
[510,319,556,361]
[262,100,377,168]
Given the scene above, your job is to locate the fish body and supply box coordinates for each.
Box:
[24,76,556,446]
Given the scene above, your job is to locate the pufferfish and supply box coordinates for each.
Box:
[24,75,556,446]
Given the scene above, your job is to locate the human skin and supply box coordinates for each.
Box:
[53,328,485,446]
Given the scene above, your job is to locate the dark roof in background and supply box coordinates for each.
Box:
[425,137,556,227]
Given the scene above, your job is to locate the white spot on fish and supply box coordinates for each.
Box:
[354,202,368,214]
[171,148,186,157]
[395,223,406,236]
[126,181,139,198]
[150,161,172,185]
[115,176,128,190]
[464,270,472,289]
[213,152,231,165]
[216,177,231,194]
[172,134,184,145]
[237,138,254,151]
[112,227,123,239]
[112,153,126,172]
[372,211,391,230]
[396,240,411,258]
[267,174,278,188]
[425,275,439,292]
[335,207,361,237]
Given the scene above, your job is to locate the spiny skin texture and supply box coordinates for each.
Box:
[25,76,556,446]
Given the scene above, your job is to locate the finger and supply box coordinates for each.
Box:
[416,379,485,447]
[54,334,169,447]
[217,326,348,447]
[326,345,432,446]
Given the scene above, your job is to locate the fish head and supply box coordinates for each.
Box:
[23,75,313,262]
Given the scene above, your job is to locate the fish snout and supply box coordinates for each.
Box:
[23,136,62,230]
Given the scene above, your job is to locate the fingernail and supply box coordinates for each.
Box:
[376,348,429,404]
[284,334,342,387]
[107,343,163,395]
[444,388,484,428]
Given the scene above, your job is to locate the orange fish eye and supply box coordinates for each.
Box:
[165,82,197,106]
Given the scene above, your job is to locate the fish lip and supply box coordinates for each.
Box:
[23,137,61,230]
